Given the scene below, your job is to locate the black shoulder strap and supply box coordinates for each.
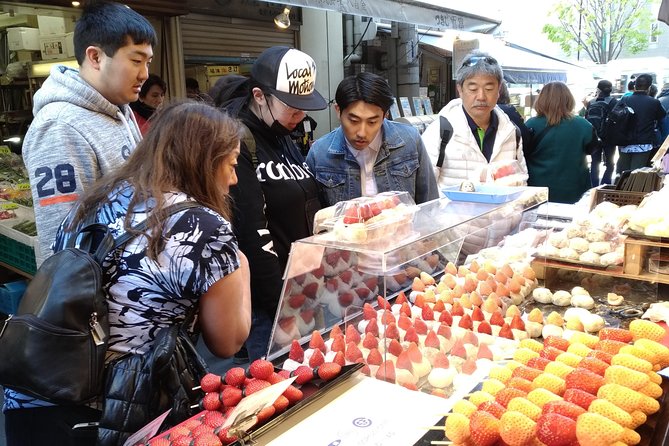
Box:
[92,201,201,263]
[514,124,521,150]
[532,125,552,149]
[437,115,453,168]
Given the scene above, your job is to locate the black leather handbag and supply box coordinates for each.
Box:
[96,322,209,446]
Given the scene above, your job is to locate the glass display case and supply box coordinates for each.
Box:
[266,187,549,361]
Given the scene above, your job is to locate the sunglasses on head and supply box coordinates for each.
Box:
[461,56,498,68]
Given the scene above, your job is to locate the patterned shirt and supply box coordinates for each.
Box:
[3,186,239,411]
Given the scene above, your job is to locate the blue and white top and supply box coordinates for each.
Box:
[3,185,240,411]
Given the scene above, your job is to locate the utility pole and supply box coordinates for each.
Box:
[577,0,583,61]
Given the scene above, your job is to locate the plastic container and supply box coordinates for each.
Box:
[319,191,418,244]
[0,233,37,275]
[442,184,526,204]
[592,185,646,208]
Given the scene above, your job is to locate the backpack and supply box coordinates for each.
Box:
[603,98,636,146]
[585,96,613,139]
[0,201,198,404]
[436,115,521,167]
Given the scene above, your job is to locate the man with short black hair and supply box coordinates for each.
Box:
[22,0,156,262]
[306,72,438,206]
[616,73,666,174]
[585,79,618,185]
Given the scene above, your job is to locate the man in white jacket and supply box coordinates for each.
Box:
[422,51,528,188]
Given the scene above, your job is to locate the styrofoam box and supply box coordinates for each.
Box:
[37,16,67,35]
[7,27,40,51]
[39,32,74,60]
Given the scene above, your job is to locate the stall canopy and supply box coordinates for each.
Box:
[420,33,582,84]
[262,0,500,33]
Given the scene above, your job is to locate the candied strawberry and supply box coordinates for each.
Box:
[243,379,270,396]
[400,302,412,317]
[255,405,275,425]
[224,367,246,387]
[202,391,222,411]
[510,314,525,331]
[451,301,465,316]
[478,400,506,418]
[564,368,605,395]
[413,318,428,335]
[498,323,514,340]
[489,310,505,326]
[193,432,222,446]
[536,413,577,446]
[203,410,226,429]
[362,332,379,349]
[387,339,403,357]
[471,306,485,322]
[512,366,542,382]
[527,356,551,371]
[333,350,345,367]
[316,362,342,381]
[542,400,586,420]
[544,336,570,352]
[458,313,474,330]
[267,371,285,384]
[288,339,305,362]
[540,346,563,361]
[598,327,633,344]
[282,385,303,404]
[291,365,314,384]
[309,330,327,353]
[200,373,223,393]
[495,387,527,408]
[367,348,383,365]
[404,326,419,344]
[395,290,408,304]
[586,349,613,365]
[424,330,441,349]
[563,388,597,410]
[345,324,361,344]
[422,305,435,321]
[397,314,413,330]
[469,410,501,446]
[385,322,400,340]
[248,359,274,380]
[221,386,242,407]
[578,357,609,377]
[377,295,392,310]
[375,360,396,383]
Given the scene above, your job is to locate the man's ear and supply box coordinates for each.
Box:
[251,87,266,105]
[84,46,104,70]
[334,103,340,115]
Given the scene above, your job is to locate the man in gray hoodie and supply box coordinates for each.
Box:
[22,1,156,262]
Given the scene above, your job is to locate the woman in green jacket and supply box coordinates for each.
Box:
[526,81,598,204]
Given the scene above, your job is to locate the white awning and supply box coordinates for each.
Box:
[263,0,500,33]
[420,33,583,84]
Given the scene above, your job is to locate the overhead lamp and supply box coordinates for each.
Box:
[274,7,291,29]
[71,1,80,6]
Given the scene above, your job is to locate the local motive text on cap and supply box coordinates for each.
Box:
[277,49,316,96]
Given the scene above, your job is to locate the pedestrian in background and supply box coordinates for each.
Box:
[497,80,533,158]
[585,79,617,186]
[526,81,598,204]
[130,73,166,135]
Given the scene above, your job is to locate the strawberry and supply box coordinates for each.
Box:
[432,351,450,369]
[458,313,474,330]
[362,332,378,349]
[243,379,270,396]
[330,324,343,338]
[247,359,274,380]
[255,405,276,425]
[193,433,222,446]
[404,326,419,344]
[542,400,586,420]
[563,388,597,410]
[439,310,453,325]
[223,367,246,387]
[471,306,485,322]
[283,385,304,405]
[385,322,400,340]
[629,319,666,342]
[495,387,527,408]
[444,412,471,443]
[301,282,319,299]
[433,299,445,312]
[477,343,493,360]
[400,301,412,317]
[201,391,222,411]
[339,270,353,285]
[477,320,493,335]
[344,341,363,362]
[499,410,537,446]
[512,366,542,382]
[345,324,361,344]
[291,365,314,384]
[450,339,467,359]
[478,400,506,418]
[342,206,363,224]
[461,358,477,375]
[489,310,505,326]
[362,303,377,320]
[375,360,396,383]
[288,339,305,362]
[200,373,223,393]
[451,301,465,316]
[586,349,612,365]
[437,323,452,339]
[387,338,403,357]
[148,438,171,446]
[540,346,563,361]
[316,362,342,381]
[598,327,633,343]
[308,330,326,353]
[354,287,371,301]
[507,377,533,393]
[396,350,413,372]
[565,368,604,395]
[577,357,608,377]
[330,334,346,353]
[377,295,392,310]
[267,371,284,384]
[397,314,413,330]
[498,323,514,340]
[544,335,570,352]
[215,427,238,444]
[413,318,428,335]
[527,356,551,371]
[288,293,306,309]
[338,291,354,307]
[422,305,435,321]
[172,423,196,436]
[594,339,628,355]
[462,330,479,346]
[509,314,525,331]
[365,318,379,336]
[469,410,501,446]
[366,348,383,365]
[192,423,215,437]
[219,386,241,407]
[356,358,371,376]
[273,394,290,413]
[424,330,441,349]
[536,413,577,446]
[309,348,325,367]
[203,410,226,428]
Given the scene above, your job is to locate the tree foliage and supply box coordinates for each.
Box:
[542,0,660,63]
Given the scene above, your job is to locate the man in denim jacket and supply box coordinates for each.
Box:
[306,72,439,206]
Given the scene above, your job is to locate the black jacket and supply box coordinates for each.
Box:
[227,98,321,316]
[623,92,666,145]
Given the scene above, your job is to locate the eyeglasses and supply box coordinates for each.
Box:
[461,56,498,68]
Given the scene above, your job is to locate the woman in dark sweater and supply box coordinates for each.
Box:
[526,81,598,204]
[130,74,166,135]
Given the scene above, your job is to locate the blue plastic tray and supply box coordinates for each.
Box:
[442,185,526,204]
